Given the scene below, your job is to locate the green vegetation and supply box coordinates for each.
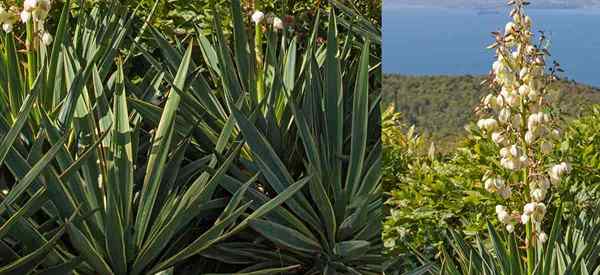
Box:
[0,0,382,274]
[383,74,600,152]
[382,2,600,273]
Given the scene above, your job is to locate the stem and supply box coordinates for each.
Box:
[255,23,265,103]
[519,91,534,275]
[26,19,37,89]
[526,220,535,275]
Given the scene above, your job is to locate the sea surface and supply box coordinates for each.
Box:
[383,6,600,87]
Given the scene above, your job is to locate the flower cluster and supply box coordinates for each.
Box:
[0,0,53,45]
[251,10,286,31]
[476,1,571,241]
[0,5,18,32]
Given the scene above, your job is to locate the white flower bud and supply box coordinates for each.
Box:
[499,108,511,123]
[538,232,548,243]
[505,22,516,34]
[251,10,265,24]
[496,94,505,107]
[506,223,515,232]
[2,22,12,32]
[519,68,529,80]
[531,188,546,202]
[41,32,52,45]
[523,202,536,215]
[541,140,553,154]
[477,118,498,131]
[525,131,535,144]
[496,205,506,214]
[524,16,532,27]
[272,17,284,30]
[528,89,539,101]
[518,85,530,97]
[492,132,506,145]
[497,210,512,224]
[20,10,31,22]
[549,162,571,183]
[499,186,512,199]
[24,0,38,11]
[510,145,521,157]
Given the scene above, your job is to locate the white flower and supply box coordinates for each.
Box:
[530,188,546,202]
[20,10,30,22]
[519,68,529,80]
[496,94,506,107]
[23,0,39,10]
[251,10,265,24]
[497,210,512,224]
[499,186,512,199]
[510,145,521,157]
[505,22,516,34]
[512,113,522,129]
[550,129,561,140]
[499,108,511,123]
[523,202,536,215]
[525,131,535,144]
[518,84,530,97]
[272,17,284,30]
[541,140,553,154]
[527,88,539,101]
[483,93,495,107]
[531,203,546,223]
[2,23,12,32]
[524,16,532,27]
[506,223,515,233]
[519,155,529,167]
[521,213,530,224]
[549,162,571,183]
[0,6,17,32]
[477,118,498,131]
[506,95,520,107]
[500,147,510,158]
[538,232,548,243]
[501,157,520,170]
[41,32,52,45]
[496,205,506,214]
[492,132,506,145]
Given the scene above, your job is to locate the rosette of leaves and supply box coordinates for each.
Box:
[127,0,382,273]
[0,2,304,274]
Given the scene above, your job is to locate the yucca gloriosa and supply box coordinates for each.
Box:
[128,0,382,273]
[0,0,381,274]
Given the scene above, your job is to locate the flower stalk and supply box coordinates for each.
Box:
[477,1,571,272]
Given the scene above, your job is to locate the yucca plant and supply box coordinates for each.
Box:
[0,1,307,274]
[435,207,600,275]
[123,0,382,273]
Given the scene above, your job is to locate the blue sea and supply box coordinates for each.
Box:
[383,6,600,87]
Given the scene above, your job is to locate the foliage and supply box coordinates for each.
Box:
[0,0,382,274]
[435,208,600,275]
[97,0,382,37]
[382,74,600,152]
[382,105,600,271]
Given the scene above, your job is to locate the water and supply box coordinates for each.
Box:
[383,6,600,87]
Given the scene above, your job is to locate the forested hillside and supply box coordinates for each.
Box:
[383,74,600,149]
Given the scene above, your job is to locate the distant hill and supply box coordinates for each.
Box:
[383,74,600,150]
[385,0,600,9]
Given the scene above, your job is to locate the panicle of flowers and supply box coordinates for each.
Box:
[251,10,287,31]
[476,0,571,241]
[0,0,53,46]
[0,4,19,32]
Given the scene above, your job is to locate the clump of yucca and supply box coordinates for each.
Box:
[475,1,571,272]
